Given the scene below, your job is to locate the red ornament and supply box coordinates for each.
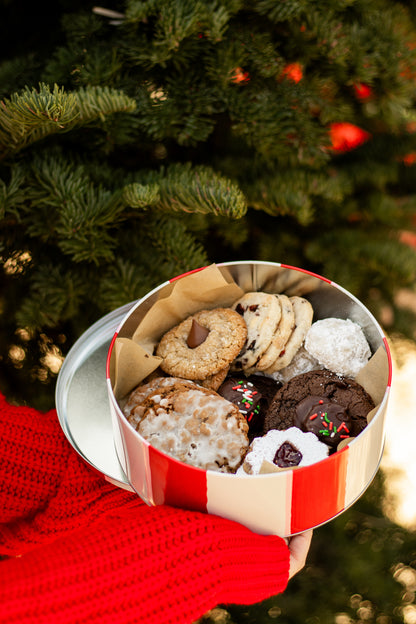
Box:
[329,122,371,152]
[400,230,416,248]
[353,83,372,100]
[402,152,416,166]
[230,67,250,83]
[280,62,303,83]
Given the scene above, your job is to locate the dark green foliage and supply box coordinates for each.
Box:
[0,0,416,409]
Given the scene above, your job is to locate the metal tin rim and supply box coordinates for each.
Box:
[55,301,135,488]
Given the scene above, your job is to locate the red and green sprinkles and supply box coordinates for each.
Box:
[309,409,350,439]
[232,381,260,423]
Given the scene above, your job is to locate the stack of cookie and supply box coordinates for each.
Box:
[230,292,313,376]
[122,290,375,475]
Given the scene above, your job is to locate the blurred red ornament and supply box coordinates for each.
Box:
[231,67,250,83]
[280,62,303,83]
[329,122,371,152]
[402,152,416,166]
[400,230,416,248]
[353,83,372,100]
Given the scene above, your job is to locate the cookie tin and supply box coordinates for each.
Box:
[55,302,134,491]
[105,261,392,537]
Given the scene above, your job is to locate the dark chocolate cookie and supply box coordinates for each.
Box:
[218,374,281,436]
[263,369,374,440]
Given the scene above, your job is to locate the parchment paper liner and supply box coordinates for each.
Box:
[111,263,389,465]
[112,264,244,399]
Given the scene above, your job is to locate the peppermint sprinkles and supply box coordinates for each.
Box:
[232,381,260,423]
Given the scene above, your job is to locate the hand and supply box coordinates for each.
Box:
[287,529,313,579]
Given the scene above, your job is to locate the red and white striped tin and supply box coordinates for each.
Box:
[106,261,392,537]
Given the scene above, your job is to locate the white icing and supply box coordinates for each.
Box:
[237,427,328,475]
[304,318,371,378]
[138,388,249,472]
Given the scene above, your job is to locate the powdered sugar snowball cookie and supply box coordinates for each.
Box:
[237,427,328,475]
[304,318,371,378]
[270,346,322,384]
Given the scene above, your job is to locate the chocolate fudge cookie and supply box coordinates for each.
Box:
[263,369,375,442]
[218,374,281,436]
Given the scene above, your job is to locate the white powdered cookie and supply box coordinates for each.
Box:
[270,346,322,384]
[237,427,328,475]
[231,291,281,371]
[264,296,314,374]
[304,317,371,378]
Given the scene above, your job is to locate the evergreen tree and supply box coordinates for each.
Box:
[1,0,416,407]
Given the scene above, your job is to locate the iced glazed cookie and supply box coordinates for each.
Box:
[304,318,371,378]
[156,308,247,381]
[122,376,196,428]
[231,292,281,370]
[237,427,328,475]
[125,377,249,472]
[264,296,314,374]
[263,369,375,442]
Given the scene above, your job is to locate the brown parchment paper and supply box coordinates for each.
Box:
[112,264,245,399]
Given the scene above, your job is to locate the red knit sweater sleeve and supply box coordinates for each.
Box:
[0,394,289,624]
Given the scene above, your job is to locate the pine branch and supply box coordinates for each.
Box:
[141,212,209,276]
[96,258,156,311]
[18,151,125,263]
[0,83,136,158]
[122,183,161,209]
[126,163,247,217]
[15,263,89,330]
[0,165,27,219]
[254,0,309,23]
[245,168,352,224]
[305,228,416,297]
[0,53,41,99]
[135,74,222,146]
